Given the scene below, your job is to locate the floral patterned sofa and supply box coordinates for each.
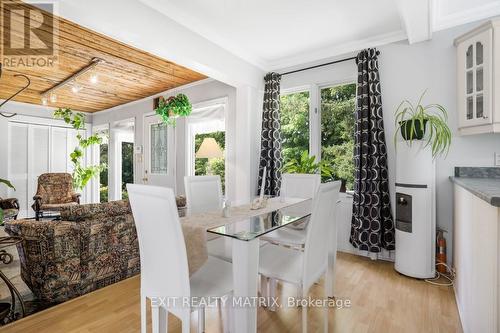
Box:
[5,197,186,304]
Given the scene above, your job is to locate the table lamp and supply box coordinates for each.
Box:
[196,138,223,175]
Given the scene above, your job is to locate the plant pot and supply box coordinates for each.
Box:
[399,119,428,140]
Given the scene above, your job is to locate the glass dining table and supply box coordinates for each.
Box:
[203,197,337,333]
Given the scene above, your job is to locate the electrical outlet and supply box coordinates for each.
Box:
[495,152,500,166]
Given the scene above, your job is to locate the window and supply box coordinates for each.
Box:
[121,142,134,199]
[150,123,168,174]
[280,91,310,165]
[98,129,109,202]
[280,83,356,190]
[320,83,356,189]
[186,98,227,193]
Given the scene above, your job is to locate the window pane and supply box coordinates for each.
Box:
[280,91,310,165]
[121,142,134,199]
[151,123,168,174]
[467,96,473,120]
[195,131,225,193]
[466,45,473,69]
[466,70,473,94]
[476,68,483,92]
[321,83,356,189]
[476,94,484,119]
[476,42,483,65]
[99,130,109,203]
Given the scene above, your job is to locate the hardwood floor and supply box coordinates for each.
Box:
[0,253,462,333]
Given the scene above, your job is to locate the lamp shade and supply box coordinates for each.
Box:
[196,138,223,159]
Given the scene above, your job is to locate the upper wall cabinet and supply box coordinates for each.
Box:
[455,20,500,135]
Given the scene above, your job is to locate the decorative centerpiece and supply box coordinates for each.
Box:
[251,167,269,210]
[394,90,452,158]
[154,93,192,125]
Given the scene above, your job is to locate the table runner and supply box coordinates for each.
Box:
[181,197,305,275]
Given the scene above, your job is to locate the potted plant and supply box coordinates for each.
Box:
[394,91,452,158]
[155,93,192,125]
[281,151,343,190]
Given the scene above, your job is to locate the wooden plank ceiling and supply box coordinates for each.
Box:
[0,1,206,112]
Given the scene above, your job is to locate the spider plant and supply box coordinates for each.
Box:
[394,90,452,158]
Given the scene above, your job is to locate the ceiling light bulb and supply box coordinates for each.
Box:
[71,83,82,94]
[90,73,98,84]
[50,93,57,103]
[41,96,48,106]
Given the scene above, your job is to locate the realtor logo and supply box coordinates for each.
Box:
[1,0,58,69]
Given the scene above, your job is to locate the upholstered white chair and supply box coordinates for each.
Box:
[184,175,232,262]
[259,181,341,333]
[127,184,233,333]
[261,173,321,247]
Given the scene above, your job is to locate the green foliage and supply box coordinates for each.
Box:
[281,91,310,163]
[155,94,192,125]
[283,151,333,181]
[0,178,15,190]
[280,84,356,189]
[99,144,109,202]
[195,132,225,192]
[394,90,452,158]
[121,142,134,198]
[320,84,356,189]
[53,108,106,190]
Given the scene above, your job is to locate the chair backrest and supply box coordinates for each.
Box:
[36,173,74,204]
[302,181,341,291]
[127,184,191,302]
[281,173,321,199]
[184,175,223,214]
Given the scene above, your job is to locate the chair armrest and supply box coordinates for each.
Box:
[72,193,81,204]
[0,198,19,210]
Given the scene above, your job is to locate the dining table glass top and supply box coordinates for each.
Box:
[207,198,312,241]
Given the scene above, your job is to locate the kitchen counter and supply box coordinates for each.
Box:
[449,167,500,207]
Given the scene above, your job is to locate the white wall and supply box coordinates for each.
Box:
[92,79,238,200]
[0,101,92,199]
[279,20,500,264]
[378,20,500,264]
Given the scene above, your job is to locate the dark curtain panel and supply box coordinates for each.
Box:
[350,49,395,252]
[258,72,282,196]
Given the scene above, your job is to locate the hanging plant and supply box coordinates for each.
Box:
[155,93,192,125]
[54,108,107,191]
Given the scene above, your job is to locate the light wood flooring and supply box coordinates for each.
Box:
[0,253,462,333]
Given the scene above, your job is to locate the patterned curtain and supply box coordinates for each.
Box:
[258,72,282,196]
[350,49,395,252]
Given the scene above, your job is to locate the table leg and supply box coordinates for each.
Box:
[326,219,338,298]
[232,238,259,333]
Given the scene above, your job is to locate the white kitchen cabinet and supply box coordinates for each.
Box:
[453,185,499,332]
[455,20,500,135]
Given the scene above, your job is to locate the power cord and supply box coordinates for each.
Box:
[425,262,455,286]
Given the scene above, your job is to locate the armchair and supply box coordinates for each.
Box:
[32,173,80,220]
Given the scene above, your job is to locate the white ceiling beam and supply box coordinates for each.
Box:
[397,0,433,44]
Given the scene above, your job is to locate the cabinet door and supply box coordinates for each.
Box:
[457,29,493,128]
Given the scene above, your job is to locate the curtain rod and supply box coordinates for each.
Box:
[280,56,357,76]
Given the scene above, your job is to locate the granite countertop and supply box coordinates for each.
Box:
[450,167,500,207]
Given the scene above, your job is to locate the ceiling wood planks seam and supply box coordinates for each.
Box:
[0,0,206,112]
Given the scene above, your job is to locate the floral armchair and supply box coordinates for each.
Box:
[32,173,80,220]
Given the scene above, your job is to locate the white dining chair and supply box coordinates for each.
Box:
[184,175,223,215]
[127,184,233,333]
[259,181,341,333]
[184,175,233,263]
[261,173,321,248]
